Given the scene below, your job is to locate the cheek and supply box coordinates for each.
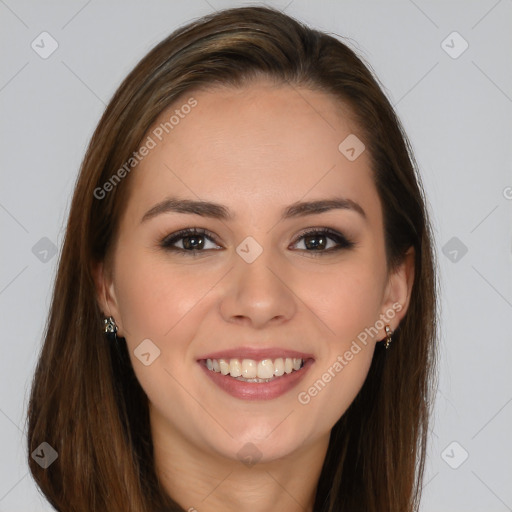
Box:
[302,260,387,341]
[112,250,211,408]
[292,261,385,422]
[114,248,215,341]
[296,275,380,430]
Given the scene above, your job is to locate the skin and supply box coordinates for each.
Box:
[95,79,414,512]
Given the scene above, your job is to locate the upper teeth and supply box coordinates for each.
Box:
[206,357,303,379]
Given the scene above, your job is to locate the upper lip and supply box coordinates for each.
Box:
[198,346,314,361]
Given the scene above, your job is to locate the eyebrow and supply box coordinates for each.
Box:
[141,196,367,223]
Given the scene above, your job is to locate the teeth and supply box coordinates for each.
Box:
[205,357,305,380]
[273,358,284,376]
[229,359,242,377]
[257,359,274,379]
[219,359,230,375]
[241,359,257,379]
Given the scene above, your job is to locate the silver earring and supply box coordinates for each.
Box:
[104,316,118,341]
[384,324,393,349]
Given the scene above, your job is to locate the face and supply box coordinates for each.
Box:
[96,79,412,465]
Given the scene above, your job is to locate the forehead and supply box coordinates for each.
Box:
[123,80,379,224]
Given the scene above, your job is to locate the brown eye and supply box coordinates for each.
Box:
[160,227,355,257]
[291,228,355,255]
[160,228,222,254]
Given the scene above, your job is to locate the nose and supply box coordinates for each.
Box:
[219,246,297,329]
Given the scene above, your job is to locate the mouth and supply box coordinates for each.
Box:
[197,351,315,400]
[205,356,306,382]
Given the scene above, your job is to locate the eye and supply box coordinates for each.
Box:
[160,228,222,255]
[290,227,355,256]
[160,227,355,257]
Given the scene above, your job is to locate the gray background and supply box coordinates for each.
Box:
[1,0,511,510]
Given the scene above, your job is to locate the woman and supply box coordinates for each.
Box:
[26,6,438,511]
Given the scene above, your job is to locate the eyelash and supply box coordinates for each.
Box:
[159,227,355,257]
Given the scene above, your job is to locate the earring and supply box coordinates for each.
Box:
[104,316,118,342]
[384,325,393,349]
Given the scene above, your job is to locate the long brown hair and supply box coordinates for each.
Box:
[26,6,438,511]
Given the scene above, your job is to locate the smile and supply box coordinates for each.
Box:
[206,357,304,382]
[198,353,314,401]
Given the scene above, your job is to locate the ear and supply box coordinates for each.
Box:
[92,260,125,337]
[379,246,415,334]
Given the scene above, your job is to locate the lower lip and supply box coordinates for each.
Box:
[199,359,314,401]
